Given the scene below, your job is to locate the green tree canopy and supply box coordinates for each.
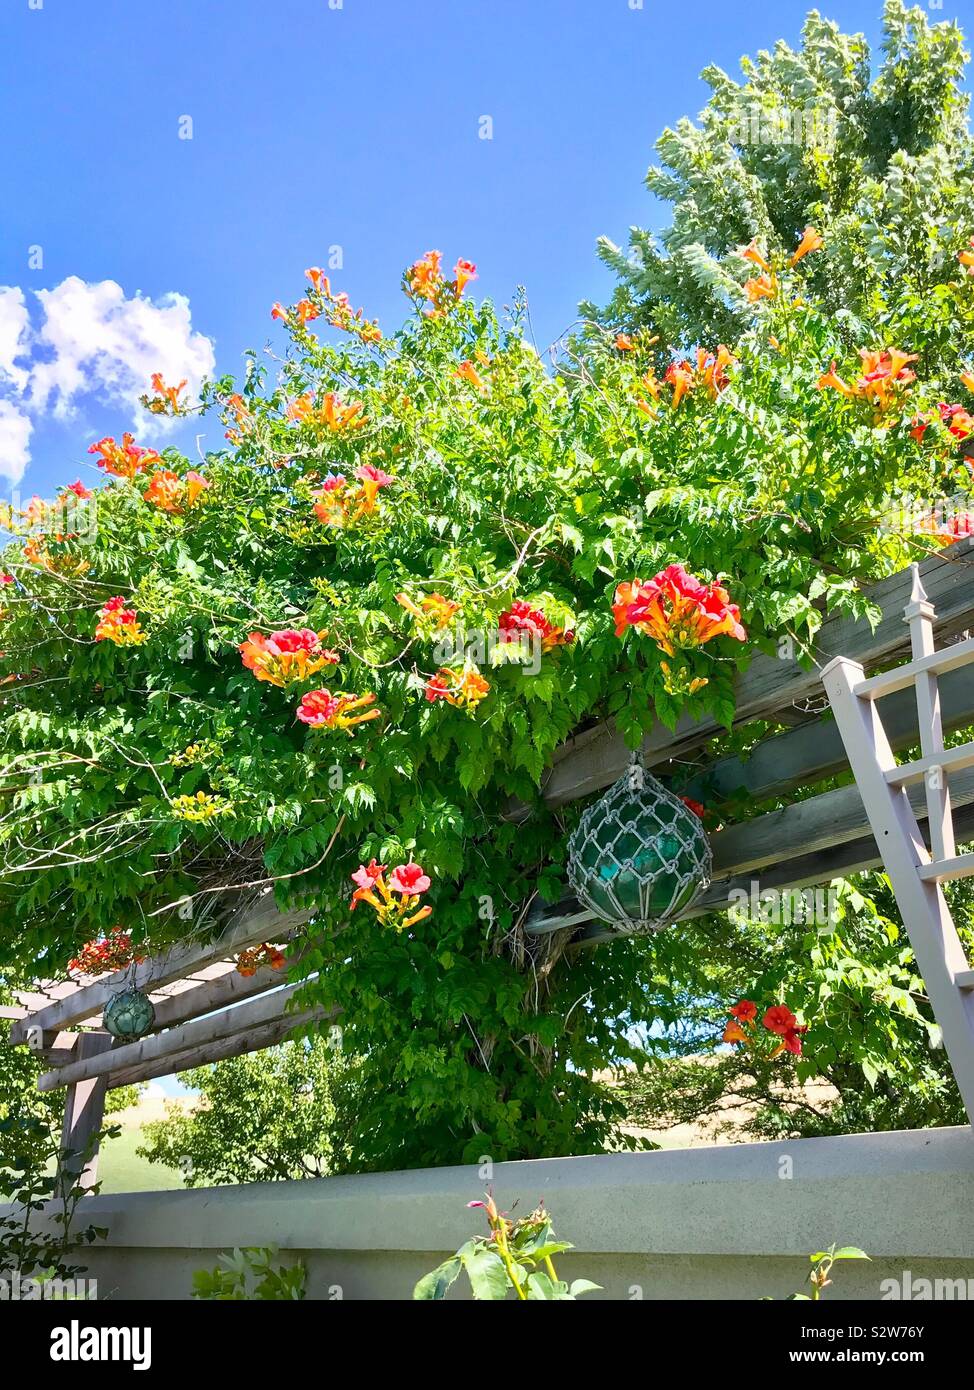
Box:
[136,1039,360,1185]
[589,0,973,370]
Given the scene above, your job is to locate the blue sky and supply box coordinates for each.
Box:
[3,0,968,508]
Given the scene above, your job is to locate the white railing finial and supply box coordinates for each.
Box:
[904,563,936,659]
[909,561,929,607]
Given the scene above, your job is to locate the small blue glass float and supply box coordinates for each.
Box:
[103,988,156,1042]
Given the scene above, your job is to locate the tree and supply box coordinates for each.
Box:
[136,1039,360,1185]
[618,875,970,1141]
[589,0,973,374]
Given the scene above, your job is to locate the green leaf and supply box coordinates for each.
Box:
[525,1270,559,1299]
[560,522,584,553]
[568,1278,602,1297]
[413,1255,463,1300]
[460,1244,511,1300]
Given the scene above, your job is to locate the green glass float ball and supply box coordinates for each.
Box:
[567,767,712,936]
[103,988,155,1042]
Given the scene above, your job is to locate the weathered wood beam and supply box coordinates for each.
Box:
[148,962,237,1001]
[14,955,298,1049]
[535,538,974,810]
[714,760,974,879]
[528,759,974,938]
[10,890,312,1044]
[60,1033,114,1193]
[148,955,296,1031]
[107,1005,341,1088]
[8,1026,101,1055]
[37,980,327,1092]
[15,968,233,1026]
[15,981,82,1012]
[27,1027,99,1063]
[680,663,974,808]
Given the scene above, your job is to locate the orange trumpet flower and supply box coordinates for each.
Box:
[816,362,855,396]
[239,628,340,687]
[455,360,485,391]
[745,273,777,303]
[453,258,478,296]
[396,591,461,631]
[664,360,694,408]
[741,239,771,273]
[305,267,331,295]
[790,226,823,266]
[296,689,381,732]
[145,373,188,415]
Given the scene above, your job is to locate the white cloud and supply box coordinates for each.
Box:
[31,277,215,424]
[0,287,31,393]
[0,401,33,484]
[0,277,215,485]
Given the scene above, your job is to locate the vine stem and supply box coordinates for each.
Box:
[493,1224,527,1300]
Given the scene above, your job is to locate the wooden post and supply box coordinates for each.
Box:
[60,1033,114,1193]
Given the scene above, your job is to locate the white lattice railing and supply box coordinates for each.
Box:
[823,563,974,1124]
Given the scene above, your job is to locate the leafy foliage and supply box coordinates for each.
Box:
[137,1039,361,1184]
[192,1245,306,1300]
[0,1111,114,1282]
[414,1193,600,1301]
[589,0,973,376]
[618,875,970,1140]
[782,1244,871,1301]
[2,16,973,1168]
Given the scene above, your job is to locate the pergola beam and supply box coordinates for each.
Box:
[680,663,974,809]
[107,1005,341,1088]
[37,980,326,1092]
[148,955,295,1031]
[534,538,974,810]
[60,1033,115,1193]
[10,891,312,1044]
[528,758,974,937]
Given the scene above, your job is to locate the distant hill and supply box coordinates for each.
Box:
[97,1091,196,1194]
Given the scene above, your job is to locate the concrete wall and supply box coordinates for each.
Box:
[17,1126,974,1300]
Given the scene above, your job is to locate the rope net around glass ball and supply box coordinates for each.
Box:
[103,987,156,1042]
[566,756,712,936]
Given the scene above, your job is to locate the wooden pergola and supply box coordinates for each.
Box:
[527,539,974,944]
[4,894,337,1186]
[6,537,974,1183]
